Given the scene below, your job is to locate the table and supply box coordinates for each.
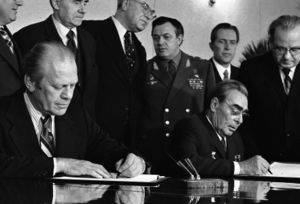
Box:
[0,177,300,203]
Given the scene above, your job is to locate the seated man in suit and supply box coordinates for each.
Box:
[209,23,240,83]
[0,42,145,178]
[170,80,269,177]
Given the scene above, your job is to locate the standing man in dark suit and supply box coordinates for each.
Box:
[13,0,97,118]
[239,15,300,162]
[0,42,145,178]
[170,80,270,177]
[81,0,156,148]
[0,0,23,96]
[209,23,239,83]
[139,16,215,174]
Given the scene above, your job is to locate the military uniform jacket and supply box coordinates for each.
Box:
[142,52,215,138]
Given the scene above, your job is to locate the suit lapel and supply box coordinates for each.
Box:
[102,18,130,83]
[166,52,193,102]
[7,92,43,156]
[287,63,300,102]
[202,115,227,158]
[210,58,222,83]
[44,16,64,43]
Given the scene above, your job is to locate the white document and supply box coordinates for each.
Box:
[51,174,165,183]
[265,162,300,178]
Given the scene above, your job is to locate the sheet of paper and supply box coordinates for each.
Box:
[51,174,164,183]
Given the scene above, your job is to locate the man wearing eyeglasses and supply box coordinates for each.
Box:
[81,0,156,149]
[170,80,270,177]
[239,15,300,162]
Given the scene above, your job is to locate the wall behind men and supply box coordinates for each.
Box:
[9,0,300,66]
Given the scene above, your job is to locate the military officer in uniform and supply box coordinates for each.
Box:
[139,16,215,175]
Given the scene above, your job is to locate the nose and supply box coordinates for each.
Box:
[234,114,243,125]
[61,86,74,100]
[78,2,87,14]
[283,49,293,59]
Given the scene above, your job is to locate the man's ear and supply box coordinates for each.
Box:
[210,97,220,112]
[209,42,213,51]
[121,0,130,11]
[51,0,60,10]
[177,34,184,46]
[24,75,36,92]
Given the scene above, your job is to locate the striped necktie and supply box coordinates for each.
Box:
[40,115,55,157]
[0,26,14,54]
[223,69,229,80]
[282,68,292,95]
[124,31,136,70]
[66,29,77,55]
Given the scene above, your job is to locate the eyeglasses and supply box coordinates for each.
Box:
[273,46,300,56]
[224,101,249,118]
[131,0,156,20]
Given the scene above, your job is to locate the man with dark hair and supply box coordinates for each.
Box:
[139,16,215,174]
[239,15,300,162]
[209,23,240,83]
[0,42,145,178]
[13,0,97,119]
[170,80,269,177]
[0,0,23,96]
[81,0,156,148]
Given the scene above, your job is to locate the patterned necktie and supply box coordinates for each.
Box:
[124,31,136,70]
[40,115,55,157]
[282,68,292,95]
[223,69,229,80]
[0,26,14,54]
[66,29,77,55]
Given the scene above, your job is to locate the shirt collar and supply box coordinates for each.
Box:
[51,15,77,45]
[156,51,182,69]
[112,16,128,51]
[212,58,231,79]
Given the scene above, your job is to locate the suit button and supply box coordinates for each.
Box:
[125,107,129,111]
[185,108,190,113]
[165,108,169,112]
[287,133,290,137]
[165,120,170,125]
[166,133,170,137]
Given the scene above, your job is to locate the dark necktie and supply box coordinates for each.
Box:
[282,68,292,95]
[220,136,227,152]
[0,26,14,54]
[223,69,229,80]
[124,31,136,70]
[66,29,77,55]
[40,115,55,157]
[168,60,177,79]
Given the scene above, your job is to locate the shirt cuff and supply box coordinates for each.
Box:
[233,161,240,175]
[53,158,57,176]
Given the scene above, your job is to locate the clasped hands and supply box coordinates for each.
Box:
[56,153,146,178]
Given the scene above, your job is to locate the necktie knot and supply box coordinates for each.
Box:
[66,29,77,55]
[223,69,229,80]
[282,68,292,95]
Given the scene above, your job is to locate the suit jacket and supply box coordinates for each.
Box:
[81,18,147,148]
[0,26,23,97]
[13,16,98,118]
[139,52,215,174]
[210,58,239,83]
[239,52,300,162]
[170,114,245,177]
[0,91,128,178]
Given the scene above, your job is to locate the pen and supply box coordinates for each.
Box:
[268,168,273,175]
[168,153,195,180]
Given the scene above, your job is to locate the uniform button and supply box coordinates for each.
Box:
[165,108,169,112]
[185,108,190,113]
[287,133,290,137]
[165,120,170,125]
[166,133,170,137]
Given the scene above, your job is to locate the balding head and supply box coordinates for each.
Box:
[24,42,78,116]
